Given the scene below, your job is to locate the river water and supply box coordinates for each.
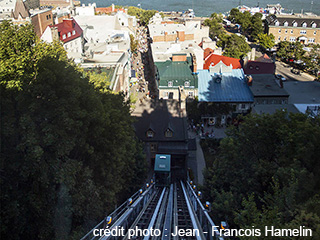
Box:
[80,0,320,17]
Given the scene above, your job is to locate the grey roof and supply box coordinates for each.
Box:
[249,74,289,97]
[266,14,320,28]
[284,81,320,104]
[252,104,299,115]
[134,100,188,143]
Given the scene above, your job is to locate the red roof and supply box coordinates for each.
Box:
[255,53,273,63]
[51,19,82,43]
[204,48,214,59]
[204,53,241,70]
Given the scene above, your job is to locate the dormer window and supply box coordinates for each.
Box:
[275,20,279,26]
[147,130,154,138]
[302,22,307,28]
[67,32,71,37]
[284,21,288,27]
[165,129,173,138]
[72,30,76,35]
[293,22,298,27]
[168,81,173,87]
[184,81,190,87]
[312,23,317,28]
[62,34,66,39]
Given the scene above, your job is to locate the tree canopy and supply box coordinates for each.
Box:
[257,33,275,50]
[277,41,306,61]
[128,6,158,25]
[203,111,320,238]
[203,13,225,39]
[0,21,147,239]
[228,8,264,41]
[218,34,251,59]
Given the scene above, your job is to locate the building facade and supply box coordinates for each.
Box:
[266,14,320,44]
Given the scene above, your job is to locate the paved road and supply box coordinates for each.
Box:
[275,61,315,82]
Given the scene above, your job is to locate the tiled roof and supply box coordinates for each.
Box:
[198,69,254,103]
[155,60,198,88]
[204,53,242,70]
[266,14,320,28]
[51,19,82,43]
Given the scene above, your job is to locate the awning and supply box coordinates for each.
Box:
[298,36,308,41]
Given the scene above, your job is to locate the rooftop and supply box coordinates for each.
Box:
[51,18,82,43]
[155,59,198,88]
[204,54,241,70]
[198,69,254,103]
[249,74,289,97]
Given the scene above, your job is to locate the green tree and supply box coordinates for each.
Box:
[250,13,264,41]
[203,111,320,236]
[0,21,147,239]
[277,41,306,61]
[203,13,225,39]
[128,6,157,25]
[257,33,275,50]
[220,34,251,58]
[130,33,138,53]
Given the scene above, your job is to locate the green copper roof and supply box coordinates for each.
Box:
[155,60,198,88]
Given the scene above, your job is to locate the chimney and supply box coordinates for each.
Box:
[164,31,168,42]
[247,75,253,86]
[112,4,115,12]
[177,30,185,41]
[251,48,256,61]
[172,54,187,62]
[50,27,59,41]
[192,54,197,73]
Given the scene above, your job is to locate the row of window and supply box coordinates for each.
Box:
[167,81,190,87]
[46,14,51,20]
[62,30,76,39]
[147,129,173,138]
[278,29,317,35]
[277,36,316,43]
[275,21,317,28]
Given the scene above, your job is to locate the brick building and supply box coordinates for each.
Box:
[266,14,320,44]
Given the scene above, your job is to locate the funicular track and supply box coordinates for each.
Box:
[81,181,223,240]
[123,187,168,240]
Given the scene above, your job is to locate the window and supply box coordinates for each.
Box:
[147,130,154,138]
[72,30,75,35]
[293,22,298,27]
[285,29,288,34]
[188,91,194,97]
[255,66,260,70]
[284,21,288,27]
[300,30,306,35]
[314,31,317,35]
[284,37,287,41]
[67,32,71,37]
[291,30,293,34]
[150,143,157,152]
[302,22,307,28]
[165,129,173,138]
[275,21,279,26]
[290,37,296,42]
[278,36,281,41]
[62,34,66,39]
[308,38,315,43]
[312,23,317,28]
[184,81,190,87]
[240,104,246,110]
[278,29,281,33]
[168,81,173,87]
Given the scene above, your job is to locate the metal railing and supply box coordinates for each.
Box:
[80,183,155,240]
[185,181,224,240]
